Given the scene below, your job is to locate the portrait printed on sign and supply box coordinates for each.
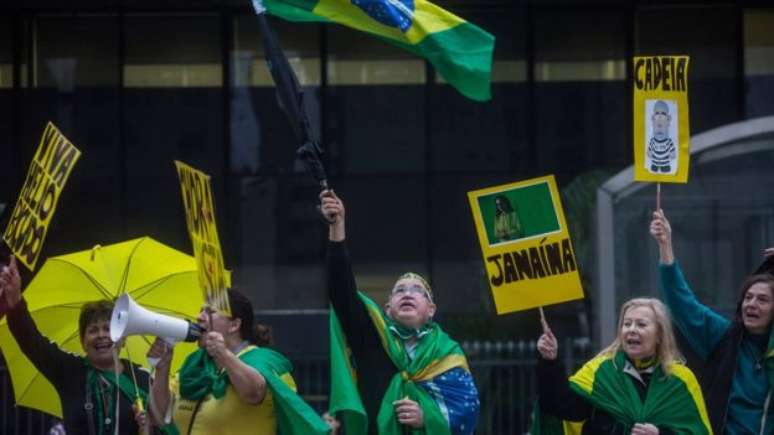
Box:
[476,181,561,247]
[468,175,584,314]
[644,99,679,175]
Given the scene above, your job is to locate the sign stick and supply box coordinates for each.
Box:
[656,182,662,211]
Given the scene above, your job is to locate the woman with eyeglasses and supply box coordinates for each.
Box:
[320,190,480,435]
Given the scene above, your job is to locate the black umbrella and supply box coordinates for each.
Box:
[255,13,329,191]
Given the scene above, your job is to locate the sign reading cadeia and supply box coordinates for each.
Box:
[633,55,691,183]
[467,175,584,314]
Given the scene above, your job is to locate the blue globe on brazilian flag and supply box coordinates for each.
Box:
[352,0,414,31]
[263,0,495,101]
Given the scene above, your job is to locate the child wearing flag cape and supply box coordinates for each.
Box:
[651,210,774,434]
[147,289,330,435]
[535,297,712,434]
[319,190,480,435]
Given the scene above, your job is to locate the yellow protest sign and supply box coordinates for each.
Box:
[175,161,231,316]
[467,175,584,314]
[633,55,691,183]
[3,122,81,270]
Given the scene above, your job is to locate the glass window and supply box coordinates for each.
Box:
[0,16,14,202]
[534,8,628,176]
[431,8,529,173]
[0,18,11,90]
[35,15,119,88]
[331,176,428,299]
[227,175,329,310]
[637,5,740,133]
[325,26,426,174]
[20,14,121,255]
[744,9,774,118]
[123,14,223,251]
[327,26,425,86]
[230,15,321,175]
[430,174,506,314]
[229,15,326,310]
[124,14,222,88]
[234,15,320,87]
[226,175,429,309]
[610,137,774,315]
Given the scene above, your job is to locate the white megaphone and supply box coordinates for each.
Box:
[111,293,203,365]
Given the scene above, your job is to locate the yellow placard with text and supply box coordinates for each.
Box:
[175,161,231,316]
[467,175,584,314]
[3,122,81,270]
[633,55,691,183]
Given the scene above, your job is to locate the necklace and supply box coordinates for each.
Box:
[97,375,113,428]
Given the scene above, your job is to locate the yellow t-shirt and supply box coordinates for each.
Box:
[170,347,297,435]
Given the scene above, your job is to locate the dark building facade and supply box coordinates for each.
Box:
[0,0,773,432]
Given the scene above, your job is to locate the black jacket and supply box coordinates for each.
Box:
[328,241,395,435]
[536,358,674,435]
[678,314,746,433]
[7,298,150,435]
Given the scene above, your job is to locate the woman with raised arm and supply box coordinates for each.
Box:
[535,298,711,434]
[0,256,153,435]
[651,209,774,434]
[320,190,480,435]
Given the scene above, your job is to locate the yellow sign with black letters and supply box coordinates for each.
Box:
[467,175,584,314]
[175,161,231,315]
[3,122,81,270]
[633,55,691,183]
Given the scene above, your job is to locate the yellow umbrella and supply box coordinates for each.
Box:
[0,237,204,417]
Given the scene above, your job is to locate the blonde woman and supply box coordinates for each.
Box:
[535,298,712,435]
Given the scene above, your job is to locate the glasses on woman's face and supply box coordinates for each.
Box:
[391,284,431,300]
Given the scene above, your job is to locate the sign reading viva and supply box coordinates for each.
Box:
[467,175,584,314]
[633,56,691,183]
[3,122,81,270]
[175,161,231,316]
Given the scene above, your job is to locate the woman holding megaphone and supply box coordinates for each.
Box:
[0,256,154,435]
[147,289,331,435]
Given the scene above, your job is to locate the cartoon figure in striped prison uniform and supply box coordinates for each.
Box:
[646,100,677,174]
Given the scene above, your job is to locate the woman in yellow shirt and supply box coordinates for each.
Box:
[148,290,330,435]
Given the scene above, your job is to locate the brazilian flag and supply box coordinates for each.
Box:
[328,292,474,435]
[532,351,712,434]
[262,0,495,101]
[530,351,712,435]
[175,346,331,435]
[528,400,583,435]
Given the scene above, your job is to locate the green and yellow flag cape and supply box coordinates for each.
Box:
[176,346,330,435]
[85,360,176,435]
[532,351,711,434]
[263,0,495,102]
[528,400,583,435]
[328,292,470,435]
